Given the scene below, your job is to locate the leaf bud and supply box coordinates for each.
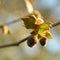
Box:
[27,35,38,48]
[39,37,47,46]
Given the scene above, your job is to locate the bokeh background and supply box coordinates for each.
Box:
[0,0,60,60]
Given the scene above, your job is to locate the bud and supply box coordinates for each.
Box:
[32,11,44,25]
[39,37,47,46]
[2,25,12,34]
[2,25,9,34]
[35,18,44,25]
[27,35,38,48]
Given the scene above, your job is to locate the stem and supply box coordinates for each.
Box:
[0,18,60,48]
[0,35,32,48]
[52,21,60,27]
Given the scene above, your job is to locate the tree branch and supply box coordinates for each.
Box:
[0,18,60,48]
[0,35,32,48]
[52,21,60,27]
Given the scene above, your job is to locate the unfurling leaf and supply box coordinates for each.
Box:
[38,28,45,37]
[21,10,44,29]
[40,23,52,30]
[35,18,44,25]
[34,25,45,37]
[34,23,52,37]
[45,31,53,39]
[21,15,35,29]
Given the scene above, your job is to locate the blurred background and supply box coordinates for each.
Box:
[0,0,60,60]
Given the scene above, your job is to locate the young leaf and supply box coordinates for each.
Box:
[40,23,52,30]
[38,28,45,37]
[45,31,53,39]
[21,15,36,29]
[34,25,45,37]
[35,23,52,37]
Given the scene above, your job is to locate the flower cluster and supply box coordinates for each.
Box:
[22,11,53,48]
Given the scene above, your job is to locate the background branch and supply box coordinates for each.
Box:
[52,21,60,27]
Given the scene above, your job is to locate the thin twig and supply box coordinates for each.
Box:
[52,21,60,27]
[0,18,60,48]
[0,35,32,48]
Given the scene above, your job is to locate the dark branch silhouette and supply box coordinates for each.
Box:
[0,17,60,48]
[0,35,32,48]
[52,21,60,27]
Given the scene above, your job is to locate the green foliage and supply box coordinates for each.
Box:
[45,31,53,39]
[35,23,53,39]
[21,15,35,29]
[38,28,45,37]
[40,23,51,30]
[21,14,53,40]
